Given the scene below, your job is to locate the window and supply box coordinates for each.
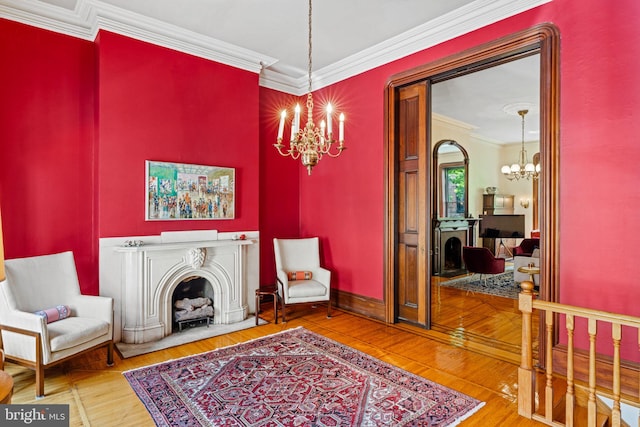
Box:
[442,163,465,218]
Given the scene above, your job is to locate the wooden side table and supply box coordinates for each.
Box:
[517,265,540,288]
[0,371,13,404]
[255,285,285,325]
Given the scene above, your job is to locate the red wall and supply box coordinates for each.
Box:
[258,87,301,284]
[0,19,98,293]
[0,24,262,295]
[295,0,640,321]
[2,0,640,351]
[290,0,640,359]
[96,31,260,238]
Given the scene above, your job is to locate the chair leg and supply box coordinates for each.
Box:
[35,363,44,398]
[107,341,114,367]
[276,279,287,323]
[327,298,332,319]
[273,294,278,324]
[33,333,44,398]
[255,292,259,325]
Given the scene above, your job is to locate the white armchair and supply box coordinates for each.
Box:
[0,251,113,397]
[273,238,331,319]
[513,248,540,286]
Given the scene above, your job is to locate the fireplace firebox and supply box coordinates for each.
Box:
[432,218,478,277]
[172,277,215,331]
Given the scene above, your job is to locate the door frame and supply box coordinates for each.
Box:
[384,24,560,334]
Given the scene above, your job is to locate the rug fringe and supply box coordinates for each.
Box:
[449,401,486,427]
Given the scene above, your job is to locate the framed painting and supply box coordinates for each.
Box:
[145,161,235,220]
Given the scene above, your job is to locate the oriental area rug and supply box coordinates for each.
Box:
[124,327,484,426]
[439,271,519,299]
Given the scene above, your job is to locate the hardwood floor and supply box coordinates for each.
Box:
[430,273,539,361]
[5,303,543,426]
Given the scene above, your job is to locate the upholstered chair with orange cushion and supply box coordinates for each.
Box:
[273,238,331,320]
[0,251,113,397]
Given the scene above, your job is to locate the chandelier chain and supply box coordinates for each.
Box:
[500,109,539,180]
[521,109,526,152]
[272,0,346,175]
[307,0,313,94]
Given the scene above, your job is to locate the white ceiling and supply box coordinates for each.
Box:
[0,0,547,143]
[433,54,540,144]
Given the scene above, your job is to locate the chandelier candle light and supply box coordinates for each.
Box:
[273,0,346,175]
[501,109,539,181]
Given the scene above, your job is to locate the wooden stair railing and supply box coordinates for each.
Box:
[518,280,640,427]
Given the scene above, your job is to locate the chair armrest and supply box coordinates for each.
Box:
[0,311,48,362]
[313,267,331,289]
[0,323,42,340]
[276,270,289,301]
[0,310,46,335]
[69,295,113,322]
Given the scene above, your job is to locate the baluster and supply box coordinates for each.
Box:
[518,279,535,418]
[566,314,575,427]
[611,323,621,427]
[545,310,554,422]
[588,318,597,427]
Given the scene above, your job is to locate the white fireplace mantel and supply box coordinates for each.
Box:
[115,238,252,253]
[100,231,260,343]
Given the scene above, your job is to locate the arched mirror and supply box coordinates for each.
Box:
[433,140,468,219]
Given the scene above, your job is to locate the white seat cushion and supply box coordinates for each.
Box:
[48,317,110,352]
[287,280,327,298]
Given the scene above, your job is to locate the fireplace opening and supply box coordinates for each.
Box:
[443,236,466,276]
[172,276,215,332]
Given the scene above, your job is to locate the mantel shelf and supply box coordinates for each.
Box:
[114,239,255,253]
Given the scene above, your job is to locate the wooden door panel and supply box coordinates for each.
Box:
[403,170,418,233]
[396,82,428,325]
[397,245,419,320]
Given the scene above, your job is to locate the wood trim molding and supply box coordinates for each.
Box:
[384,23,560,338]
[334,289,386,322]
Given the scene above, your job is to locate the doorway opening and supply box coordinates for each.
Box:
[384,24,560,360]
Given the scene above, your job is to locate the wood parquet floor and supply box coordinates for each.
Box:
[4,301,543,426]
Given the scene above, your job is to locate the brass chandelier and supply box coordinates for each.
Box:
[273,0,345,175]
[501,109,539,181]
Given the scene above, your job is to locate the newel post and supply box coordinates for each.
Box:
[518,279,536,418]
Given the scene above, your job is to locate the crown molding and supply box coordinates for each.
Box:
[0,0,95,39]
[0,0,275,74]
[261,0,551,94]
[93,1,276,74]
[0,0,549,93]
[433,113,477,132]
